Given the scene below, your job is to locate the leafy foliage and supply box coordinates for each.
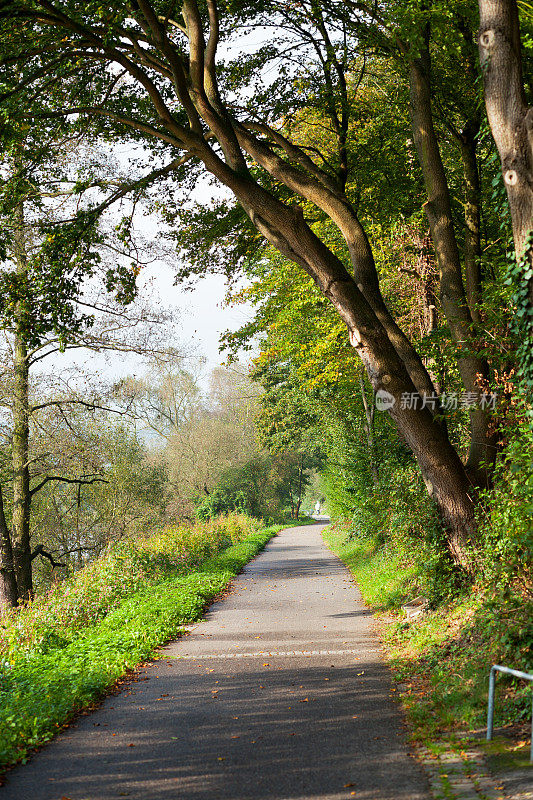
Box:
[324,524,533,740]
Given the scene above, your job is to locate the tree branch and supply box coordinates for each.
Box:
[30,544,66,567]
[30,475,109,498]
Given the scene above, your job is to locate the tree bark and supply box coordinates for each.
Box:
[11,203,33,601]
[0,486,17,608]
[409,46,496,486]
[359,369,379,486]
[460,119,483,325]
[478,0,533,307]
[233,122,440,407]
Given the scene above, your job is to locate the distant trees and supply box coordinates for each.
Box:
[195,450,321,521]
[29,424,168,591]
[118,360,258,515]
[121,357,319,521]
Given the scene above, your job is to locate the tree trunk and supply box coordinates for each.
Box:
[460,120,483,325]
[409,48,497,485]
[234,123,440,406]
[289,488,296,519]
[12,331,32,600]
[296,458,303,519]
[54,1,480,572]
[478,0,533,307]
[199,160,478,567]
[359,369,379,486]
[0,486,17,608]
[11,203,33,602]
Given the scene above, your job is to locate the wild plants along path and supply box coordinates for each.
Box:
[3,523,430,800]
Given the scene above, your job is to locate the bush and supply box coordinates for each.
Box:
[476,418,533,593]
[0,514,260,667]
[195,488,248,520]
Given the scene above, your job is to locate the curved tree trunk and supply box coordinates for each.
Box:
[198,161,478,568]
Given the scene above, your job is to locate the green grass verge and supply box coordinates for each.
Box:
[321,524,418,610]
[0,523,278,771]
[322,524,533,753]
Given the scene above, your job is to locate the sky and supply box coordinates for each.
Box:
[48,264,254,390]
[111,153,255,385]
[139,260,253,377]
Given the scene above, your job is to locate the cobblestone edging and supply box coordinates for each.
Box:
[416,744,532,800]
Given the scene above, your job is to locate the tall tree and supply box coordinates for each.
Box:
[0,0,509,567]
[0,131,171,605]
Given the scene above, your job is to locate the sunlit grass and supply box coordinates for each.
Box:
[322,524,418,610]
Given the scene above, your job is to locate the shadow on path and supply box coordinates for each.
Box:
[2,523,430,800]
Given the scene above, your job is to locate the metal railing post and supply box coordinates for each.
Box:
[530,692,533,764]
[486,664,533,763]
[486,665,496,741]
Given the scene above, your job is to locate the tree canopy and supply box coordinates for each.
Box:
[0,0,532,575]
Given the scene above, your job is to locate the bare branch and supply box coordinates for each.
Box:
[30,544,66,567]
[30,474,109,497]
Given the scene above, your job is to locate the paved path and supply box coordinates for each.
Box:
[3,524,430,800]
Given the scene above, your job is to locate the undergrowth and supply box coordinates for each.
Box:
[0,515,278,772]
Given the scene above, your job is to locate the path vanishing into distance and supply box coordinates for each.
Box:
[3,523,430,800]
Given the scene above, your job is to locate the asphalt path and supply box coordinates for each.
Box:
[2,523,430,800]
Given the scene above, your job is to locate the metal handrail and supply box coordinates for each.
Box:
[486,664,533,763]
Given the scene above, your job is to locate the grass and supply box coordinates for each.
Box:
[322,523,533,753]
[0,515,279,772]
[321,523,419,610]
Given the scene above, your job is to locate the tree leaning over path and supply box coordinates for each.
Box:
[0,0,515,568]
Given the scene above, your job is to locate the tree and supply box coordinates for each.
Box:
[194,449,319,520]
[116,357,261,515]
[0,129,178,605]
[227,250,404,505]
[478,0,533,389]
[29,422,168,590]
[0,0,513,567]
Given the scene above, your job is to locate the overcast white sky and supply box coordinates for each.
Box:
[44,145,256,389]
[51,266,254,388]
[139,260,253,375]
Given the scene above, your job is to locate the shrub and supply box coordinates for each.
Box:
[0,514,260,664]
